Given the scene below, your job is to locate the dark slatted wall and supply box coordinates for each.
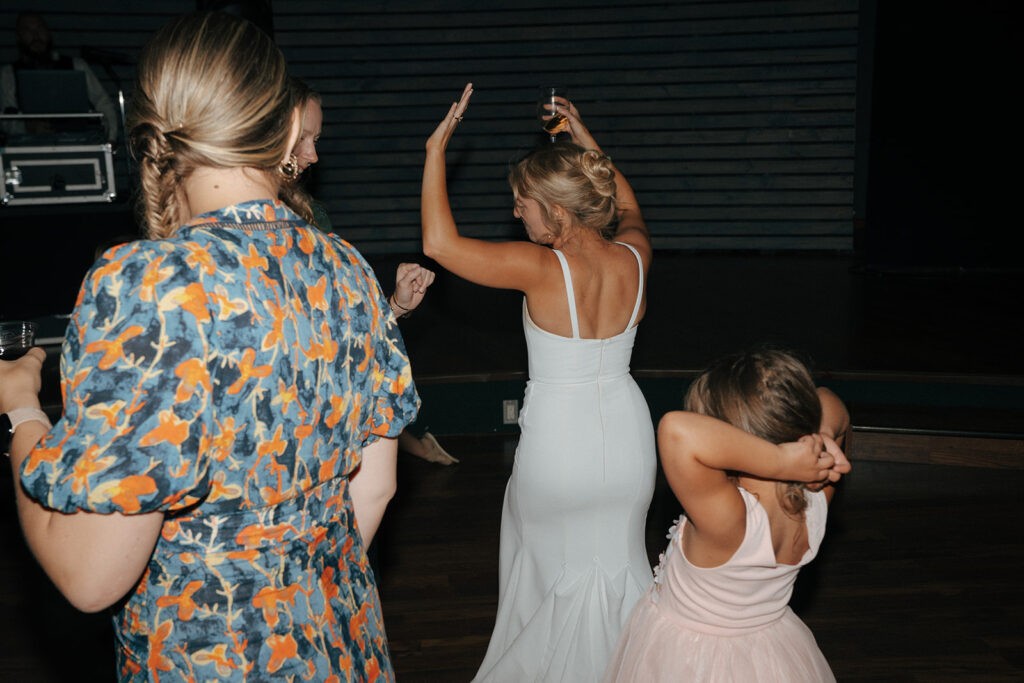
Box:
[2,0,860,254]
[275,0,860,253]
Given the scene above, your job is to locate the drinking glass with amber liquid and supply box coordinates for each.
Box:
[538,86,569,142]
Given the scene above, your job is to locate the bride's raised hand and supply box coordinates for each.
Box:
[426,83,473,154]
[553,100,601,153]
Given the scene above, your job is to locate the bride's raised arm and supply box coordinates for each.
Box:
[554,100,652,271]
[421,83,552,293]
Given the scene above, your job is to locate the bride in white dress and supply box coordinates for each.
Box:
[421,84,656,682]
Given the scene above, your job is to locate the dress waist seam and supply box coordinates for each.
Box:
[651,596,788,637]
[528,373,630,386]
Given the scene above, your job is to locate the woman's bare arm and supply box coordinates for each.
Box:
[3,350,162,613]
[348,436,398,546]
[555,101,651,269]
[421,84,553,292]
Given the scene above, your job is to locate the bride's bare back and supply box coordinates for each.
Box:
[526,236,646,339]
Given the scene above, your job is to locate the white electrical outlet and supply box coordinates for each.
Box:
[502,399,519,424]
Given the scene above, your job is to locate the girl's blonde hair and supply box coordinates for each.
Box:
[128,12,298,238]
[685,348,822,517]
[509,141,619,239]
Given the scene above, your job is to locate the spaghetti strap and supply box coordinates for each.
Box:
[552,249,580,339]
[615,242,644,332]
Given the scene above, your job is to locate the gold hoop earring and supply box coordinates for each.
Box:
[280,153,300,181]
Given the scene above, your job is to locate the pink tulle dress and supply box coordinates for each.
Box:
[603,487,835,682]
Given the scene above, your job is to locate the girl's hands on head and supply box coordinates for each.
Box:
[816,434,851,486]
[777,433,843,484]
[553,101,601,152]
[825,435,850,476]
[792,433,851,491]
[0,347,45,414]
[426,83,473,154]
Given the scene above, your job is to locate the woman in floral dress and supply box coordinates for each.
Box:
[0,12,417,681]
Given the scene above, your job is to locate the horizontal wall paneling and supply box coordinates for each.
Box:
[1,0,861,255]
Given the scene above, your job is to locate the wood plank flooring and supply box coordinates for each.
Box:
[2,433,1022,682]
[375,434,1024,682]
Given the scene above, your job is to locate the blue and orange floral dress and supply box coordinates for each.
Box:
[20,199,418,681]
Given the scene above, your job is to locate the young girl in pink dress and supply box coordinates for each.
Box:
[603,348,851,682]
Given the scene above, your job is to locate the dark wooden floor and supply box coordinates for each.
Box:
[4,433,1021,681]
[4,436,1019,679]
[378,435,1024,682]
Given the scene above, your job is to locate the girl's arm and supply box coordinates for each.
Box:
[658,411,837,560]
[2,350,164,613]
[421,83,552,292]
[555,101,652,270]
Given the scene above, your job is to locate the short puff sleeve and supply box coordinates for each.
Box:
[335,239,420,446]
[20,241,213,514]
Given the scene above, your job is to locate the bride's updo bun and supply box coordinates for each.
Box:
[509,142,619,239]
[128,12,294,239]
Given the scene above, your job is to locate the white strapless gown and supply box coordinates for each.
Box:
[473,244,657,683]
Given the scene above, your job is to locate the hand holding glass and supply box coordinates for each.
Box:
[538,87,569,142]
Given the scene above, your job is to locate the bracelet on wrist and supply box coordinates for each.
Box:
[389,296,412,319]
[1,407,52,458]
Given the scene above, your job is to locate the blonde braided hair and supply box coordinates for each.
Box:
[128,12,295,238]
